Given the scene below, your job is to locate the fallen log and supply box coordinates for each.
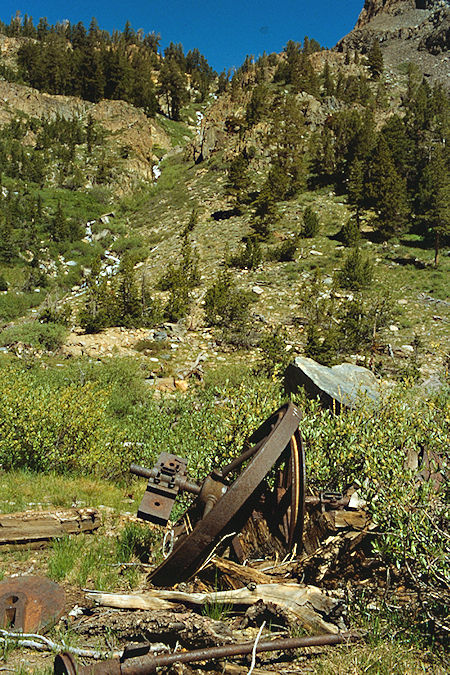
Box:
[77,608,233,649]
[86,582,342,634]
[0,508,100,550]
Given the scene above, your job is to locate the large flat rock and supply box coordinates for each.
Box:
[285,357,380,412]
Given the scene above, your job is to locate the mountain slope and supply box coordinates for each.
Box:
[337,0,449,86]
[0,78,170,188]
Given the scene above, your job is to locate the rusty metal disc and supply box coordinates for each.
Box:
[149,402,303,586]
[0,575,65,634]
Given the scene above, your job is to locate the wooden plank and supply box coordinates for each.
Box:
[0,507,100,549]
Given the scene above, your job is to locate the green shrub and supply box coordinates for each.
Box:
[0,275,8,292]
[230,237,263,269]
[336,247,373,290]
[301,207,320,238]
[293,383,449,629]
[39,303,71,326]
[204,270,252,329]
[304,323,340,365]
[0,321,67,351]
[269,238,298,262]
[0,290,44,322]
[338,217,361,247]
[0,362,129,476]
[258,326,291,376]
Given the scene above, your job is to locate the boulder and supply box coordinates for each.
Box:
[285,356,380,412]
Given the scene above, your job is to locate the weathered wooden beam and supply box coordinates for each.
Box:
[0,507,100,550]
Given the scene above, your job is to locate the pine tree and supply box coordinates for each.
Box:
[347,158,365,226]
[77,48,105,102]
[0,217,14,262]
[159,58,189,120]
[49,201,68,241]
[367,137,408,239]
[245,84,268,127]
[250,186,278,240]
[130,52,158,116]
[416,147,450,265]
[321,60,334,97]
[86,114,96,154]
[226,153,250,210]
[367,40,383,80]
[380,115,414,180]
[301,207,320,238]
[116,255,142,326]
[204,269,251,329]
[268,94,307,198]
[337,247,373,291]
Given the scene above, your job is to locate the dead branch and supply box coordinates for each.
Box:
[86,582,342,634]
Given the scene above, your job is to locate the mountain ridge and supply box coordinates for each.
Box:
[337,0,449,86]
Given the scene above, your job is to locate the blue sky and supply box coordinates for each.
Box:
[2,1,363,71]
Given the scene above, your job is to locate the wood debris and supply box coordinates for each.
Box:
[0,507,100,550]
[86,582,341,634]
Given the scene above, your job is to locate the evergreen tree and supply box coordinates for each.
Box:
[182,206,198,237]
[367,137,408,239]
[245,84,268,127]
[339,217,361,247]
[337,247,373,291]
[116,255,142,326]
[77,48,105,102]
[159,58,189,120]
[310,127,336,185]
[301,207,320,237]
[104,46,133,101]
[250,186,278,240]
[217,71,229,94]
[164,42,186,71]
[49,201,68,242]
[268,94,307,198]
[231,236,262,270]
[130,52,158,116]
[380,115,414,181]
[347,158,365,226]
[86,114,96,154]
[204,269,251,329]
[321,60,334,97]
[367,40,383,80]
[0,217,14,262]
[416,147,450,265]
[226,153,250,210]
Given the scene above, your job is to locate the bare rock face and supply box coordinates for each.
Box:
[355,0,434,28]
[337,0,449,87]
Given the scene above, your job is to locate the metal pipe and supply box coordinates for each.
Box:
[130,464,156,480]
[55,632,361,674]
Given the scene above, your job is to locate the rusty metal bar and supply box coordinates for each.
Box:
[54,632,361,674]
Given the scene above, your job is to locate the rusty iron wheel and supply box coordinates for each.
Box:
[0,576,65,634]
[149,402,305,586]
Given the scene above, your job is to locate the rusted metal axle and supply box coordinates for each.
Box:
[54,631,361,674]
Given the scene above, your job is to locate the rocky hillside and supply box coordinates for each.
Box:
[0,78,171,190]
[0,9,448,386]
[337,0,449,86]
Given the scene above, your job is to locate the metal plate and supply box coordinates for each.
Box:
[137,453,188,525]
[0,576,65,633]
[149,402,302,586]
